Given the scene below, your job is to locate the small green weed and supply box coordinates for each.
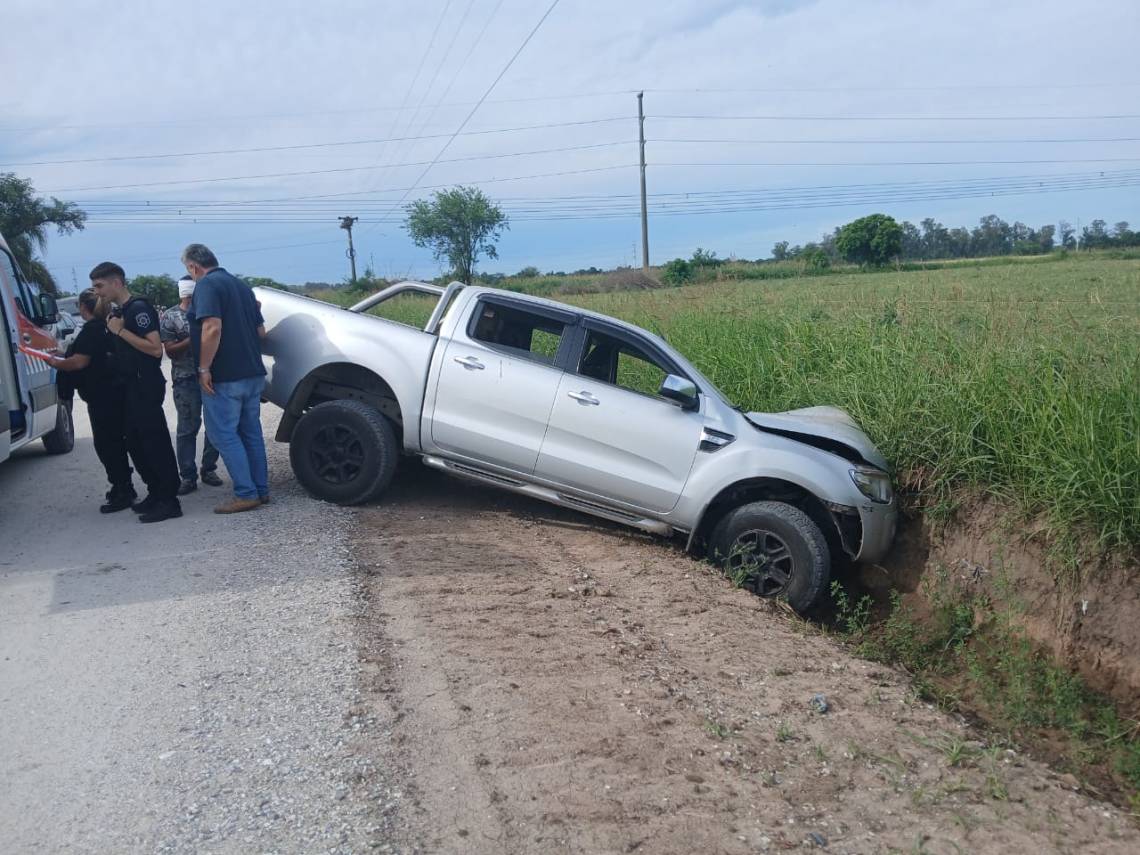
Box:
[704,718,731,740]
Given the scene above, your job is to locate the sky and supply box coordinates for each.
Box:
[2,0,1138,288]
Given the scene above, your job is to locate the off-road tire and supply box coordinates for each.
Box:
[289,400,398,505]
[42,400,74,455]
[708,500,831,613]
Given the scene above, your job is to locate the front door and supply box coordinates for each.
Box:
[428,297,572,474]
[535,324,703,513]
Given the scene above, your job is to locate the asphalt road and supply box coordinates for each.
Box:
[0,387,399,852]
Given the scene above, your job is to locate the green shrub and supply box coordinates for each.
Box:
[661,258,694,285]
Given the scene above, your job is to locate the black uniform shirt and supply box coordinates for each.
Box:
[117,296,166,396]
[70,318,119,402]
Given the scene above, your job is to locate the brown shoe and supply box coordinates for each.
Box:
[214,498,262,515]
[259,495,271,505]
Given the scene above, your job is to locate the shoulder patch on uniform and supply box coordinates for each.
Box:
[136,311,152,329]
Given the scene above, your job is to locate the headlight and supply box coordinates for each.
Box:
[850,467,892,504]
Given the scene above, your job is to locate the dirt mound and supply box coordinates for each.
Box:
[867,498,1140,711]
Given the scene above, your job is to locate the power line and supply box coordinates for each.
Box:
[71,168,1140,216]
[653,157,1140,168]
[370,0,456,184]
[79,171,1140,224]
[649,136,1140,145]
[362,0,565,230]
[404,0,507,163]
[2,117,631,167]
[45,140,630,192]
[651,112,1140,122]
[643,83,1140,93]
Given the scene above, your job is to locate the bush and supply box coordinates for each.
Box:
[800,247,831,272]
[661,258,694,285]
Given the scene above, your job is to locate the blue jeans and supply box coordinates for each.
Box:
[201,376,268,500]
[172,377,219,482]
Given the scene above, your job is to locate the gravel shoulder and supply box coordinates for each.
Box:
[0,395,399,853]
[352,463,1139,855]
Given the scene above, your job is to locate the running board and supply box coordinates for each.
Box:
[421,455,674,537]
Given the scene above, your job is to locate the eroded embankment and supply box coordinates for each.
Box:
[865,499,1139,712]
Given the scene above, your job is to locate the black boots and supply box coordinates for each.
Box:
[100,484,137,514]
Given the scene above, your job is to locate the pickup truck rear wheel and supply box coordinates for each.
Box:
[290,400,398,505]
[708,500,830,613]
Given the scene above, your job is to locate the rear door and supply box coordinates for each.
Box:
[0,295,12,461]
[427,296,574,474]
[534,322,703,513]
[0,247,55,439]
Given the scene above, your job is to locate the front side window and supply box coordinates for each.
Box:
[578,329,672,399]
[0,248,33,320]
[470,300,565,364]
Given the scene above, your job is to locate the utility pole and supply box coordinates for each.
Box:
[637,91,649,271]
[339,215,359,283]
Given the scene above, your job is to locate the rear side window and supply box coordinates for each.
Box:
[470,300,566,364]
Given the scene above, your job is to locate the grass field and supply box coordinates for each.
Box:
[316,253,1140,552]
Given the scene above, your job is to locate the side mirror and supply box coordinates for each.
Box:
[659,374,699,411]
[38,293,60,326]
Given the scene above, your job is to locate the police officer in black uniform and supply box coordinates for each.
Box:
[48,288,138,512]
[89,262,182,523]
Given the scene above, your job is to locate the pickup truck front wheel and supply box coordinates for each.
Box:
[290,400,398,505]
[708,501,831,613]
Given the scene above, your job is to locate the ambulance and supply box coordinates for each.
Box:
[0,231,74,464]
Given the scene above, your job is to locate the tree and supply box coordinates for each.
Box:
[404,186,508,284]
[835,214,903,267]
[690,247,720,267]
[1080,219,1109,250]
[130,274,178,308]
[0,173,86,294]
[899,221,923,260]
[771,241,790,261]
[1058,220,1077,250]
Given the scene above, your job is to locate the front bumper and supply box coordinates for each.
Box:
[855,498,898,564]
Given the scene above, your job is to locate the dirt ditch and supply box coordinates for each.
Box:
[348,464,1137,854]
[868,498,1140,711]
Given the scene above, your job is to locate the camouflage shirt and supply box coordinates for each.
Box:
[159,305,196,381]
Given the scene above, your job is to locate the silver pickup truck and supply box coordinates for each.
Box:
[256,281,896,611]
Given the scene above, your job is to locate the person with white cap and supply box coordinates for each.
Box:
[160,276,222,495]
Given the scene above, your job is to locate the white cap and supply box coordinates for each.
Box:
[178,278,195,299]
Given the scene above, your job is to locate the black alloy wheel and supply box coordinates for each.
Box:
[726,528,795,597]
[708,500,831,613]
[309,423,366,485]
[290,399,398,505]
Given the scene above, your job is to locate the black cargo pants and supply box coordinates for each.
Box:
[124,385,180,502]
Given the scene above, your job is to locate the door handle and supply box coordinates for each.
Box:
[454,356,485,370]
[568,390,600,406]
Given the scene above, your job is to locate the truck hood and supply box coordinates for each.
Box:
[744,405,890,472]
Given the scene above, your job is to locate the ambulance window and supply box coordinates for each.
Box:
[0,248,31,318]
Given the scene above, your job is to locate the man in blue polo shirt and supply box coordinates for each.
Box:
[182,243,268,514]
